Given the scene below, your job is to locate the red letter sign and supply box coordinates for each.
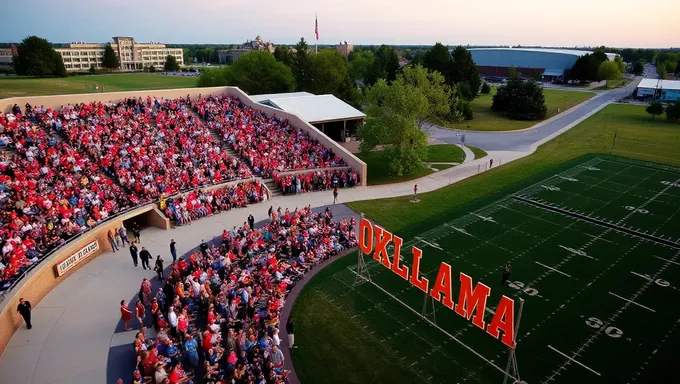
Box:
[409,246,429,293]
[429,262,454,309]
[391,235,409,280]
[373,226,393,268]
[359,218,373,255]
[487,295,515,348]
[455,273,491,330]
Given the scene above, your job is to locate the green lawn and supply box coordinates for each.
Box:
[292,104,680,384]
[469,145,488,160]
[591,78,632,91]
[0,74,198,98]
[449,88,595,132]
[359,144,465,185]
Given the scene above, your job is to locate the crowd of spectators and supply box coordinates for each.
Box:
[124,206,357,384]
[192,95,347,178]
[273,169,360,196]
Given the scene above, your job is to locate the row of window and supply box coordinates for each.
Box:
[59,51,104,57]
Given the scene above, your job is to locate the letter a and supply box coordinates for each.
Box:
[455,273,491,330]
[373,226,393,268]
[359,218,373,255]
[429,263,454,309]
[409,246,429,293]
[487,295,515,348]
[391,235,409,280]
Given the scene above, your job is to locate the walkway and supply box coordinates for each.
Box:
[0,85,630,383]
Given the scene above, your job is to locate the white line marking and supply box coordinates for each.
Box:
[473,214,497,222]
[608,292,656,313]
[654,255,680,266]
[448,226,474,237]
[535,261,572,278]
[416,237,444,251]
[547,345,601,376]
[559,245,596,260]
[630,271,652,281]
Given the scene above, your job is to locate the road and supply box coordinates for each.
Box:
[427,77,640,152]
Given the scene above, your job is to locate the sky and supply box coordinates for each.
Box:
[2,0,678,48]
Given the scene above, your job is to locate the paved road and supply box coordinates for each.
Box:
[428,78,640,152]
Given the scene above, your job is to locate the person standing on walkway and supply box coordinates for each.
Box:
[333,187,338,204]
[119,224,129,245]
[154,255,164,282]
[107,229,118,252]
[131,222,141,243]
[248,214,255,231]
[135,299,145,328]
[200,239,209,257]
[170,239,177,263]
[490,158,494,168]
[286,316,295,349]
[413,184,418,201]
[129,243,139,267]
[501,262,511,286]
[120,300,132,331]
[268,205,273,221]
[17,298,32,329]
[139,247,152,270]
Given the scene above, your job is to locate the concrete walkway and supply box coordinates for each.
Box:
[0,85,629,384]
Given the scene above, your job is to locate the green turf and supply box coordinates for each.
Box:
[469,146,488,160]
[448,88,595,132]
[429,163,455,171]
[358,145,464,185]
[0,74,197,98]
[293,156,680,384]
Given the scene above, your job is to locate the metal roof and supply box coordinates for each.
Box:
[542,69,565,76]
[637,78,680,91]
[468,48,617,61]
[253,94,366,123]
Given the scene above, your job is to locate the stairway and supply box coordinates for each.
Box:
[263,178,282,198]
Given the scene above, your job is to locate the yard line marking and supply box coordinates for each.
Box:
[448,226,474,237]
[547,345,602,376]
[472,214,497,223]
[608,292,656,313]
[655,255,680,266]
[535,261,572,278]
[415,237,444,251]
[559,245,597,260]
[559,176,579,182]
[630,271,652,281]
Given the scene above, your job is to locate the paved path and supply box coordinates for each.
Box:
[0,84,635,383]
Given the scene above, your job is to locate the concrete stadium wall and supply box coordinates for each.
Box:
[0,86,367,185]
[470,49,581,72]
[0,204,169,357]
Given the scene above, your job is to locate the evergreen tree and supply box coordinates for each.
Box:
[13,36,67,77]
[291,38,311,91]
[102,43,120,71]
[163,55,180,71]
[450,46,482,97]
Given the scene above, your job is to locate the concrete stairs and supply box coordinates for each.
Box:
[263,178,282,197]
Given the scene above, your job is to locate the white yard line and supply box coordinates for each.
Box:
[630,271,652,281]
[547,345,602,377]
[559,245,597,260]
[608,292,656,313]
[416,237,444,251]
[654,255,680,266]
[535,261,572,278]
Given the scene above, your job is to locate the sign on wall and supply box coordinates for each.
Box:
[55,240,100,277]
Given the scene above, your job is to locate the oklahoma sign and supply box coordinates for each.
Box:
[359,218,516,348]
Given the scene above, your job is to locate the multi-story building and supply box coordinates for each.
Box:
[336,41,353,57]
[55,36,184,71]
[217,35,275,64]
[0,45,17,67]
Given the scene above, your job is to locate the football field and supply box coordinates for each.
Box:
[311,157,680,384]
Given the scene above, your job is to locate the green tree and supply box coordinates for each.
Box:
[348,50,374,82]
[481,82,491,94]
[646,101,664,119]
[422,43,452,84]
[89,65,96,74]
[102,43,120,71]
[657,64,668,79]
[598,61,622,86]
[492,77,547,120]
[365,45,400,86]
[450,46,481,97]
[664,60,678,74]
[273,46,292,66]
[224,51,295,94]
[182,48,192,65]
[632,60,644,76]
[291,38,312,91]
[13,36,67,77]
[569,52,608,82]
[197,67,229,87]
[308,49,349,96]
[164,55,180,72]
[148,65,156,73]
[398,65,454,127]
[614,55,626,72]
[665,102,680,121]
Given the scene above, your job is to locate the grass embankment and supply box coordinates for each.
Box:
[0,74,197,98]
[450,88,594,132]
[291,104,680,383]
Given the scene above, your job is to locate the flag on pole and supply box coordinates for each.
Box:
[315,14,319,40]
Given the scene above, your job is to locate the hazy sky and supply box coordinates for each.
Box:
[2,0,678,47]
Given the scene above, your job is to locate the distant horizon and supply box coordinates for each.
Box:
[2,0,678,49]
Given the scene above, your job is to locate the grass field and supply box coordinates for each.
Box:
[291,104,680,383]
[449,89,595,132]
[0,74,197,98]
[293,156,680,384]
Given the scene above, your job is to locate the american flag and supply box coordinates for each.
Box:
[315,14,319,40]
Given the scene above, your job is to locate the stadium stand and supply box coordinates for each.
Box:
[273,168,360,196]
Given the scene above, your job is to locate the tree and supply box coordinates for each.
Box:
[614,56,626,72]
[149,65,156,73]
[197,67,229,87]
[450,46,482,97]
[348,50,374,82]
[598,61,622,87]
[89,65,96,74]
[273,46,292,66]
[308,49,349,96]
[164,55,180,72]
[492,77,547,120]
[224,51,295,94]
[398,65,454,128]
[481,82,491,94]
[665,102,680,121]
[657,64,668,79]
[13,35,67,77]
[457,82,474,101]
[632,60,644,76]
[365,45,400,86]
[102,43,120,71]
[569,52,607,82]
[422,43,452,84]
[646,101,664,119]
[291,38,312,91]
[664,60,678,75]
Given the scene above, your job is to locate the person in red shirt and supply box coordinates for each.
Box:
[135,300,145,328]
[120,300,132,331]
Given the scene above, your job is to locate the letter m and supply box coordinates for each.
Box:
[455,273,491,330]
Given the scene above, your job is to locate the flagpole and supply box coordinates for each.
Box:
[315,13,318,55]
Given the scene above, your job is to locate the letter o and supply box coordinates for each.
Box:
[359,218,374,255]
[585,317,603,329]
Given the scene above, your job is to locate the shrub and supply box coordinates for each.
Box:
[646,101,664,119]
[481,82,491,94]
[665,102,680,121]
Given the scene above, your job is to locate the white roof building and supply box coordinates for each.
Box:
[637,78,680,91]
[250,93,366,124]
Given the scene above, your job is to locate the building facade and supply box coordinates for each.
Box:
[217,35,275,64]
[55,37,184,71]
[636,78,680,102]
[468,48,616,80]
[336,41,353,57]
